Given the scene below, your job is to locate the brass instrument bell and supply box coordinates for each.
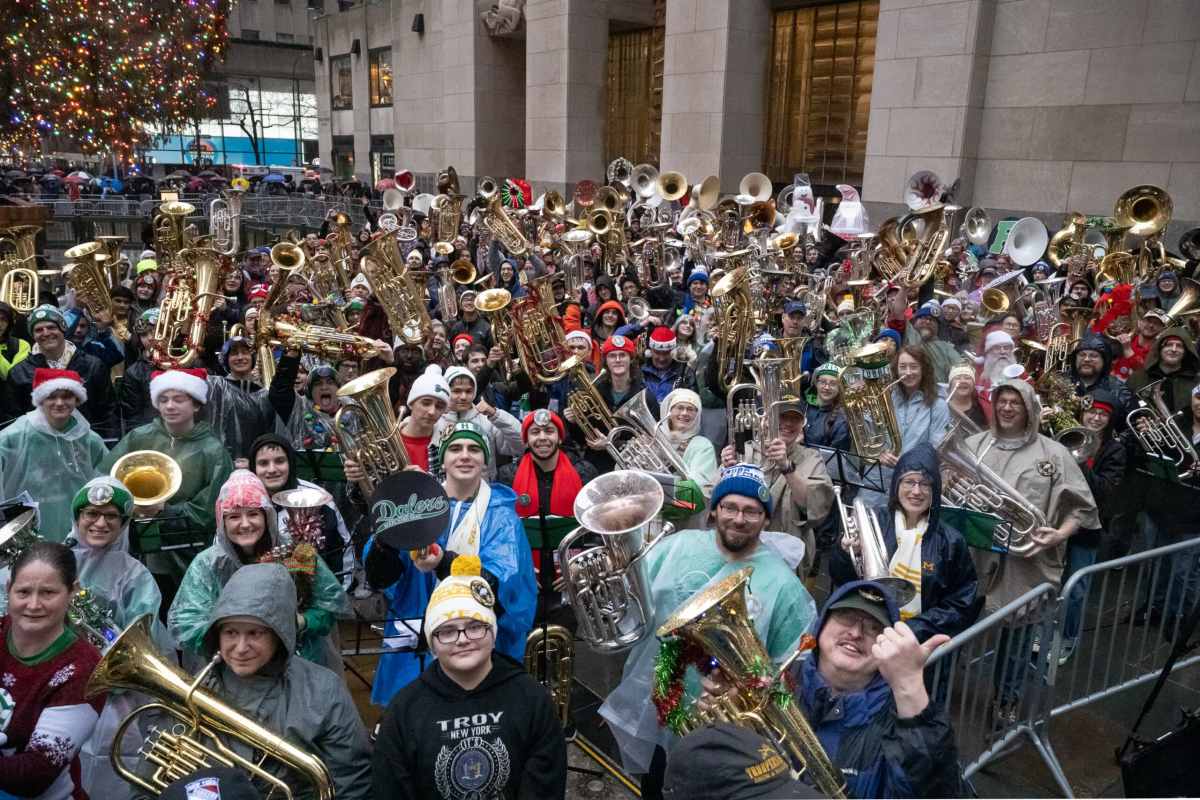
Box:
[110,451,183,509]
[1114,185,1172,238]
[656,171,687,203]
[738,172,772,203]
[449,258,476,285]
[631,163,659,199]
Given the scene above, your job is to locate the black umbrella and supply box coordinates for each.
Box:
[197,169,221,178]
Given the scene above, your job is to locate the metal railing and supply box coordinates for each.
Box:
[927,535,1200,797]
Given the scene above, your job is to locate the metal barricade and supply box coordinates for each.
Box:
[928,583,1067,794]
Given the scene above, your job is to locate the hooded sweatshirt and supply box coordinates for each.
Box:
[829,443,981,641]
[791,580,966,799]
[198,564,372,800]
[1066,332,1134,426]
[371,654,567,800]
[963,379,1099,611]
[1126,325,1200,417]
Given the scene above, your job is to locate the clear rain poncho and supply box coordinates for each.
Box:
[598,528,818,775]
[167,470,352,673]
[203,374,280,462]
[0,407,107,542]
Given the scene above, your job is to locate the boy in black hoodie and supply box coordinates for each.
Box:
[372,556,567,799]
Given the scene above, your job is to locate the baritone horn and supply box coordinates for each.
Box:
[557,471,672,652]
[86,615,334,800]
[657,567,846,798]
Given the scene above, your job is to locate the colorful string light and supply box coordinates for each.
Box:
[1,0,233,155]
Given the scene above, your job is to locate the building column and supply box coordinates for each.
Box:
[862,0,996,213]
[659,0,770,193]
[525,0,607,196]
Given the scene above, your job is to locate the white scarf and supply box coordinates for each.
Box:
[445,479,491,556]
[33,339,77,370]
[890,510,926,620]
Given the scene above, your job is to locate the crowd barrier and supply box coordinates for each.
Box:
[928,535,1200,797]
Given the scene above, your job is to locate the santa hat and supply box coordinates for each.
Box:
[31,368,87,406]
[564,329,592,346]
[150,368,209,406]
[247,284,270,302]
[984,330,1014,352]
[423,555,497,646]
[407,364,451,406]
[451,333,474,349]
[521,408,565,443]
[648,326,677,352]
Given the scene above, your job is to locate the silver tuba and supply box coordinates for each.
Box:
[936,421,1047,555]
[209,184,245,257]
[556,471,672,652]
[833,485,915,605]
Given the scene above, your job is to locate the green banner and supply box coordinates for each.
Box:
[990,219,1017,254]
[942,504,1006,553]
[523,516,579,549]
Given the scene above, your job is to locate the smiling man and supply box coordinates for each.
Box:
[599,464,817,797]
[497,409,597,521]
[372,555,567,800]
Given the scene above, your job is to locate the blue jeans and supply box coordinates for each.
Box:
[1062,541,1098,643]
[993,623,1045,708]
[1143,515,1200,622]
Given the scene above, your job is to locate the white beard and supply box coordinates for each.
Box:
[984,353,1016,384]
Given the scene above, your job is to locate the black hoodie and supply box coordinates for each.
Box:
[372,654,567,800]
[1067,332,1134,428]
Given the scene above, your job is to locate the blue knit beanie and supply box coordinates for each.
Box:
[710,463,773,517]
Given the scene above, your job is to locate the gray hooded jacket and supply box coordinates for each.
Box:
[201,563,371,800]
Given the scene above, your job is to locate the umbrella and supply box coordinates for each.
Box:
[166,169,191,180]
[127,176,156,193]
[375,178,396,191]
[186,177,206,191]
[262,173,286,184]
[50,169,64,176]
[4,170,26,179]
[67,170,91,180]
[317,165,334,175]
[39,173,61,183]
[206,175,229,184]
[100,177,125,193]
[62,174,88,185]
[197,169,221,178]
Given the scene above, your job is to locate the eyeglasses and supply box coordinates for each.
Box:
[898,478,933,493]
[828,608,885,638]
[432,621,492,646]
[80,509,123,524]
[717,502,764,521]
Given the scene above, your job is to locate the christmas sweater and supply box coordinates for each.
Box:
[0,619,104,800]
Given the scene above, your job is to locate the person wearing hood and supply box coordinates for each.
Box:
[429,365,523,480]
[1152,271,1181,308]
[1127,325,1200,418]
[372,555,567,800]
[600,464,817,797]
[117,308,160,435]
[657,388,717,517]
[190,563,371,800]
[681,269,710,316]
[590,299,626,343]
[63,305,125,369]
[65,476,173,799]
[205,335,277,465]
[702,580,965,798]
[585,274,618,323]
[249,433,353,582]
[6,304,116,439]
[965,379,1098,717]
[1067,332,1134,426]
[0,299,31,379]
[0,369,107,542]
[101,368,234,592]
[364,422,537,706]
[829,443,981,642]
[168,470,349,673]
[269,351,347,450]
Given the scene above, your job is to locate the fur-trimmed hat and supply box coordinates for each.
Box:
[31,368,87,406]
[150,368,209,406]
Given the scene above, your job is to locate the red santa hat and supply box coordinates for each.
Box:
[31,368,87,406]
[150,368,209,406]
[648,326,677,352]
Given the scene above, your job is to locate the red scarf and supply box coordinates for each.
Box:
[512,450,583,518]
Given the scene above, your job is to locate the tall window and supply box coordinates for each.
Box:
[369,48,392,107]
[763,1,878,186]
[330,55,353,110]
[605,26,664,167]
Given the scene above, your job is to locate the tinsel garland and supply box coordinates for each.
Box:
[652,638,707,735]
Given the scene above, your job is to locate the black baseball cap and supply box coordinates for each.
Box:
[664,723,824,799]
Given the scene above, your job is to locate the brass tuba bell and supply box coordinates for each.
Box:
[110,451,183,509]
[1114,185,1172,238]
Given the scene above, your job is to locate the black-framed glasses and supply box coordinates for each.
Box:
[80,509,123,524]
[432,621,492,645]
[717,502,764,521]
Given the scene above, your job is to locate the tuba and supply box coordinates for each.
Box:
[0,224,41,313]
[525,625,574,725]
[66,241,128,340]
[510,276,573,383]
[557,471,672,652]
[935,421,1047,555]
[838,342,901,459]
[833,485,916,604]
[153,200,195,262]
[1047,212,1087,270]
[333,367,409,495]
[110,451,183,509]
[86,616,334,799]
[149,244,225,368]
[710,265,755,390]
[1056,426,1100,464]
[902,204,957,289]
[209,184,245,258]
[475,288,515,379]
[479,177,531,255]
[657,567,846,798]
[359,229,433,345]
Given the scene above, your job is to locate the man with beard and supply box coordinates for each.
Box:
[389,341,427,411]
[1127,326,1200,417]
[205,335,277,466]
[640,326,697,403]
[1066,333,1134,427]
[905,305,959,382]
[963,379,1098,721]
[1110,308,1166,381]
[974,330,1018,420]
[600,464,817,799]
[939,297,971,347]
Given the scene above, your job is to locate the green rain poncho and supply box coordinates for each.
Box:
[100,417,233,576]
[0,408,107,542]
[167,470,351,672]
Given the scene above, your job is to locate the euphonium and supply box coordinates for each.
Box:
[260,313,379,362]
[153,200,195,261]
[774,335,809,398]
[86,615,334,799]
[95,234,128,288]
[1126,378,1199,470]
[726,357,789,483]
[435,258,475,319]
[475,288,515,379]
[525,625,574,725]
[833,485,916,604]
[657,567,846,798]
[935,421,1047,554]
[149,242,226,368]
[359,229,432,345]
[479,178,531,255]
[1056,426,1100,464]
[710,265,755,390]
[557,471,672,652]
[209,184,245,257]
[838,342,901,459]
[334,367,409,495]
[0,262,38,312]
[902,203,957,289]
[66,241,126,339]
